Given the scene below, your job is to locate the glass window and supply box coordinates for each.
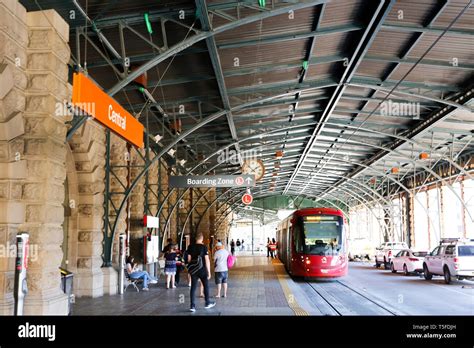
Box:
[445,245,455,255]
[458,245,474,256]
[299,216,343,255]
[431,247,439,256]
[413,251,428,257]
[293,223,303,253]
[437,246,446,255]
[395,251,403,257]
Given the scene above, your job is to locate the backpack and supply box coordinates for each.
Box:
[227,254,236,269]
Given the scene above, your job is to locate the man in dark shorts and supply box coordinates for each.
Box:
[186,233,216,312]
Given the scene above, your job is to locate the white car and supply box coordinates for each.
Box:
[375,242,409,269]
[391,249,428,275]
[423,238,474,284]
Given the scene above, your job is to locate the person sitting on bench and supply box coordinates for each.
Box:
[126,256,157,291]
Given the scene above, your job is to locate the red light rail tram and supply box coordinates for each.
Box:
[276,207,348,278]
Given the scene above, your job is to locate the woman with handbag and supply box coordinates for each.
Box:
[186,233,216,312]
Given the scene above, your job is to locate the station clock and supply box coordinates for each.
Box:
[241,159,265,182]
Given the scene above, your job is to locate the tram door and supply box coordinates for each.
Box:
[286,225,291,270]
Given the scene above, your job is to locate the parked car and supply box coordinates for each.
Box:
[423,238,474,284]
[391,249,428,275]
[375,242,409,269]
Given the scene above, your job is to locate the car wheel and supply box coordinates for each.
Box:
[403,264,409,276]
[423,264,432,280]
[443,267,452,284]
[391,263,397,273]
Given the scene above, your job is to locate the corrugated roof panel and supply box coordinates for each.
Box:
[214,6,315,42]
[319,0,363,28]
[430,0,474,29]
[367,29,415,56]
[356,61,391,80]
[306,61,342,80]
[385,0,442,26]
[389,64,471,86]
[311,31,355,57]
[406,34,474,61]
[224,67,300,90]
[219,40,308,71]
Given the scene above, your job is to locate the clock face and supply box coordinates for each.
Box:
[242,159,265,182]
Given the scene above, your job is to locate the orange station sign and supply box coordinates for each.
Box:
[72,72,144,148]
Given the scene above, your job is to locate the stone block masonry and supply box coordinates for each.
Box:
[0,1,71,315]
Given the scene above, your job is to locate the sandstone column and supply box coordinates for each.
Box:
[69,122,107,297]
[0,0,28,315]
[21,9,71,314]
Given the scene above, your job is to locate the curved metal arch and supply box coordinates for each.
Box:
[219,190,390,247]
[154,123,324,242]
[291,125,473,220]
[348,83,474,112]
[179,188,212,236]
[320,121,474,181]
[108,0,329,96]
[181,189,244,247]
[105,86,339,263]
[193,190,240,236]
[154,122,471,245]
[248,144,464,228]
[217,186,388,241]
[253,183,387,233]
[293,153,440,228]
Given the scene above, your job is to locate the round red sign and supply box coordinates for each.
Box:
[242,193,253,205]
[235,176,244,185]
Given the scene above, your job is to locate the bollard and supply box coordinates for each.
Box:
[14,232,29,315]
[118,234,126,294]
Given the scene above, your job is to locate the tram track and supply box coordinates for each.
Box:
[306,279,399,316]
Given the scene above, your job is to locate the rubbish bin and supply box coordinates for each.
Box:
[60,268,74,315]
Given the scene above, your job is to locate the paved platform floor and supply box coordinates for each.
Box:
[72,256,474,316]
[72,256,317,315]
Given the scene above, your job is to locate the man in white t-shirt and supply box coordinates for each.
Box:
[213,242,230,298]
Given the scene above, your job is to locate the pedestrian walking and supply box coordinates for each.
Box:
[164,244,177,289]
[213,242,230,298]
[186,233,216,312]
[230,239,235,256]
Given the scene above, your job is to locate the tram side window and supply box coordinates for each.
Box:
[293,223,304,253]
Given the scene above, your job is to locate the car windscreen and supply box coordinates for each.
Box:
[458,245,474,256]
[413,252,427,257]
